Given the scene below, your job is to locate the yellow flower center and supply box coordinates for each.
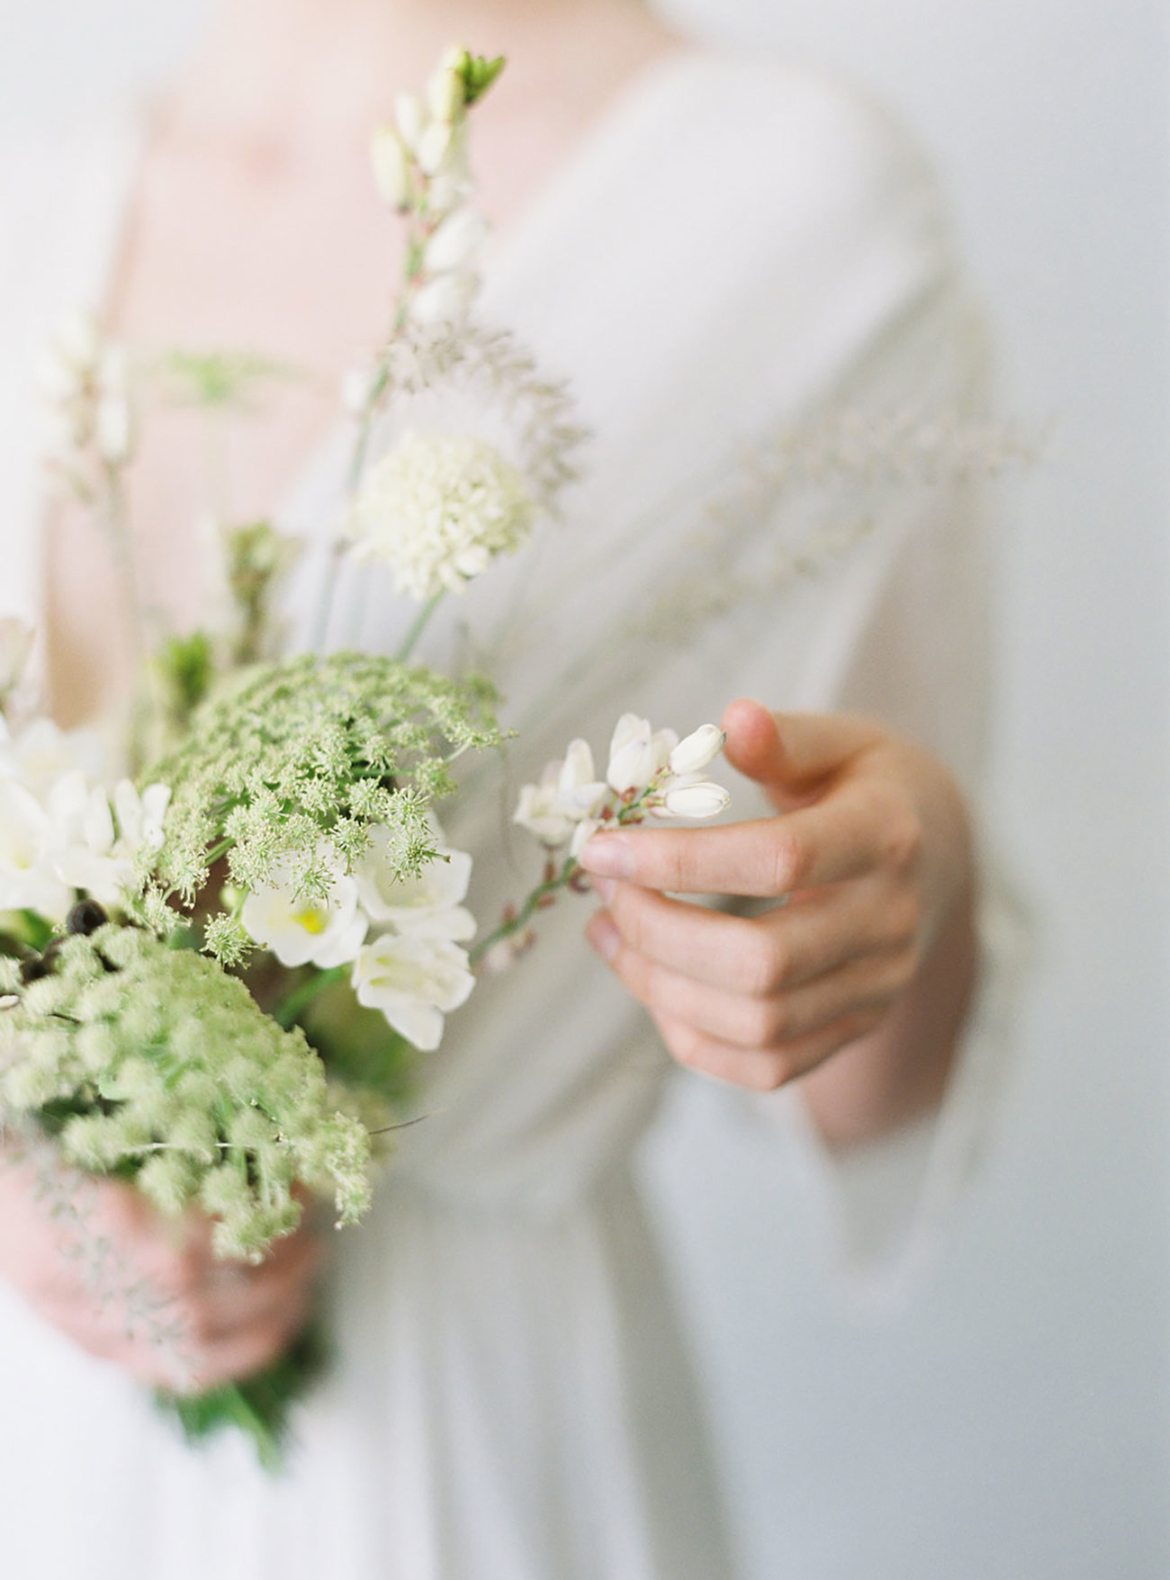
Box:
[292,906,328,936]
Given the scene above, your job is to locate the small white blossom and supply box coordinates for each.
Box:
[606,714,679,795]
[0,780,71,919]
[569,818,601,859]
[351,931,474,1051]
[355,822,475,940]
[424,208,488,274]
[408,269,480,327]
[346,430,534,601]
[513,740,608,849]
[395,92,427,153]
[370,125,412,209]
[427,61,465,123]
[241,855,369,970]
[668,725,727,777]
[0,718,105,796]
[656,780,732,820]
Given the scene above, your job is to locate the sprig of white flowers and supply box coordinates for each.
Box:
[473,716,730,972]
[0,715,169,924]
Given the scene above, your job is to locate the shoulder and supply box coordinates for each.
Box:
[649,50,958,285]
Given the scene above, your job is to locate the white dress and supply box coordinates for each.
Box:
[0,50,1021,1580]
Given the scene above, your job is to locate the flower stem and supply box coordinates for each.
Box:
[469,855,578,970]
[273,965,349,1030]
[396,592,444,664]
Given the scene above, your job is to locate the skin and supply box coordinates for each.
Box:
[579,700,977,1147]
[17,0,978,1381]
[26,0,687,1390]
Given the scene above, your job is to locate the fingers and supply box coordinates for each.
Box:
[590,907,913,1053]
[593,875,918,997]
[721,699,883,794]
[579,775,920,898]
[649,1006,887,1092]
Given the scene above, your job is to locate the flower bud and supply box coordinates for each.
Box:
[661,782,731,819]
[408,270,480,327]
[370,126,412,210]
[668,724,726,776]
[395,92,427,153]
[417,119,455,178]
[427,64,465,124]
[424,209,488,273]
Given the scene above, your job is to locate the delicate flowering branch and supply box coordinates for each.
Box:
[475,716,731,972]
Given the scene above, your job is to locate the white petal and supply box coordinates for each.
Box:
[395,92,426,152]
[668,725,726,776]
[424,209,488,273]
[661,782,731,819]
[559,739,596,793]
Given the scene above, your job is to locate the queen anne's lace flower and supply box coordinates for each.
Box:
[0,925,372,1260]
[345,430,535,601]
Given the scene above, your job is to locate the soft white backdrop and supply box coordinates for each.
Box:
[0,3,1165,1577]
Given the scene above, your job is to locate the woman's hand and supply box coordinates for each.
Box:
[577,698,977,1137]
[0,1155,321,1391]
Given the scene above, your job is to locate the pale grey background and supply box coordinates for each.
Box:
[0,3,1165,1577]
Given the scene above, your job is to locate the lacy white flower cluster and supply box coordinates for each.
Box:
[0,926,372,1261]
[242,818,475,1052]
[346,430,534,601]
[515,715,731,858]
[370,46,502,327]
[0,716,169,923]
[39,309,135,477]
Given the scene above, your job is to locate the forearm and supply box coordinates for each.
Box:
[797,880,979,1148]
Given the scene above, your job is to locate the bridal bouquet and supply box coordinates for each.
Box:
[0,49,733,1467]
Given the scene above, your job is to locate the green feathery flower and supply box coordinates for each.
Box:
[136,652,501,956]
[0,925,373,1260]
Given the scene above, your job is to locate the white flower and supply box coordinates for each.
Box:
[424,209,488,274]
[242,856,369,970]
[408,269,480,327]
[345,430,535,601]
[569,818,601,859]
[514,740,608,849]
[668,724,726,776]
[427,62,465,123]
[355,822,475,940]
[351,931,474,1051]
[657,780,732,820]
[370,125,412,209]
[0,780,71,919]
[0,718,105,795]
[606,714,678,795]
[417,119,456,178]
[112,780,171,855]
[395,92,427,152]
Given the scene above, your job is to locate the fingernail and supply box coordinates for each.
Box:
[589,875,616,904]
[587,912,620,962]
[577,836,632,879]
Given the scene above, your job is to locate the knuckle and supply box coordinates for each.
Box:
[749,1052,794,1092]
[666,1019,708,1073]
[886,889,921,949]
[768,830,803,896]
[882,806,923,874]
[743,927,788,996]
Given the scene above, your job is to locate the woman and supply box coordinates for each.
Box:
[0,1,1009,1575]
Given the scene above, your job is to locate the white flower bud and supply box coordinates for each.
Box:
[417,119,455,178]
[424,208,488,274]
[660,782,731,820]
[427,64,465,124]
[370,125,412,209]
[408,270,480,327]
[668,725,726,776]
[395,92,427,153]
[606,714,678,794]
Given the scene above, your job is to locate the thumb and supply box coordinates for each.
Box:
[720,699,882,805]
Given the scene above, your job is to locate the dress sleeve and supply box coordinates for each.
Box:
[674,79,1033,1305]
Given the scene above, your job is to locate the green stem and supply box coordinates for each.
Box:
[273,965,348,1030]
[469,856,579,970]
[396,592,444,664]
